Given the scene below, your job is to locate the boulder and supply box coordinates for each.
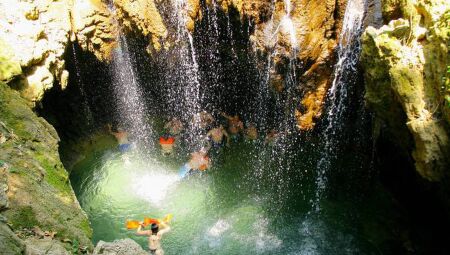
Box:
[93,239,148,255]
[24,238,70,255]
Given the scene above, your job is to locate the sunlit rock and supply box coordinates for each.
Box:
[114,0,168,54]
[360,0,450,181]
[0,0,71,104]
[0,39,22,83]
[71,0,118,62]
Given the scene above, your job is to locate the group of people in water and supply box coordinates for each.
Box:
[108,111,282,179]
[108,111,282,254]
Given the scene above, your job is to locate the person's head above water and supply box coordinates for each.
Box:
[151,223,159,235]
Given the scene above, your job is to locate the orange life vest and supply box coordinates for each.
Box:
[159,137,175,145]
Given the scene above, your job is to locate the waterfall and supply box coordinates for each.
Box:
[313,0,367,211]
[110,34,154,150]
[71,43,94,126]
[162,0,204,149]
[249,0,299,207]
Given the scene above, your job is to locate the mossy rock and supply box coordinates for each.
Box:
[0,82,93,250]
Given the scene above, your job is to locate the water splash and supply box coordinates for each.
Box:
[313,0,367,211]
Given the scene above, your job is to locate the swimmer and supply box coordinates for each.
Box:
[159,136,175,156]
[179,149,210,179]
[264,129,280,145]
[245,123,258,140]
[192,111,215,129]
[164,117,184,136]
[206,125,230,148]
[221,112,244,135]
[107,124,131,152]
[136,221,171,255]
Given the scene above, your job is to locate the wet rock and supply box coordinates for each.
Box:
[360,0,450,180]
[24,237,70,255]
[216,0,348,130]
[93,239,148,255]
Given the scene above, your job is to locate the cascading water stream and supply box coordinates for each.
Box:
[110,34,154,150]
[71,43,94,126]
[249,0,299,207]
[313,0,367,211]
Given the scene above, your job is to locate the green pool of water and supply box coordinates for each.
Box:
[69,139,411,254]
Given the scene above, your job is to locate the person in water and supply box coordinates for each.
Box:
[264,129,280,145]
[245,123,258,141]
[159,135,175,156]
[107,124,131,152]
[179,149,210,179]
[164,117,184,136]
[221,112,244,136]
[136,221,171,255]
[206,125,230,148]
[192,111,215,129]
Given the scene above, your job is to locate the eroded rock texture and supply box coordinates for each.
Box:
[0,82,92,250]
[0,0,71,104]
[71,0,118,62]
[242,0,347,130]
[361,0,450,181]
[114,0,169,53]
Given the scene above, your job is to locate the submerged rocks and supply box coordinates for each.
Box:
[0,82,92,251]
[93,239,148,255]
[360,0,450,180]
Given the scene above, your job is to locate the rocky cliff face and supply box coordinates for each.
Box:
[0,0,168,104]
[0,82,92,252]
[360,0,450,181]
[0,0,71,104]
[182,0,347,130]
[1,0,347,131]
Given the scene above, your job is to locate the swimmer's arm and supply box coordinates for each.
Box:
[136,223,151,236]
[158,222,171,236]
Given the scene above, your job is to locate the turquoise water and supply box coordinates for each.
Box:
[70,137,408,254]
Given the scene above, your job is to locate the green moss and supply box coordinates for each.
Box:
[79,218,93,238]
[8,206,38,229]
[35,153,72,195]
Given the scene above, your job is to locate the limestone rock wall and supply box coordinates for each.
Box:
[0,0,72,104]
[360,0,450,181]
[114,0,169,53]
[71,0,118,62]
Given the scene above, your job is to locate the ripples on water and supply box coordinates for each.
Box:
[69,139,406,254]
